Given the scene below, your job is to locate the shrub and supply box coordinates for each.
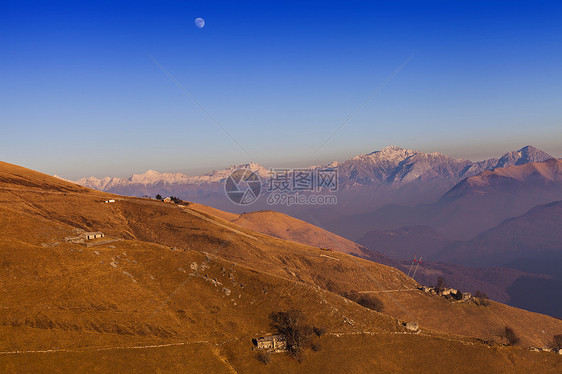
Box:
[501,326,520,346]
[552,334,562,350]
[170,196,183,204]
[435,277,447,292]
[340,290,384,312]
[341,290,360,301]
[313,326,326,337]
[474,290,490,306]
[311,342,322,352]
[356,294,385,312]
[256,352,271,365]
[474,290,488,299]
[155,194,162,200]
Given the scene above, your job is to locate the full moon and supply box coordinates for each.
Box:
[194,17,205,29]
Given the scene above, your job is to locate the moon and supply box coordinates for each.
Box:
[194,17,205,29]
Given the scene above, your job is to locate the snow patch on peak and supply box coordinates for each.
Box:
[204,162,269,181]
[381,145,406,152]
[144,169,161,176]
[496,145,552,168]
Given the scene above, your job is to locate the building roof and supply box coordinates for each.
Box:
[257,334,285,341]
[82,232,103,236]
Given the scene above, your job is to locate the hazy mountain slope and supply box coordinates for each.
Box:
[356,198,562,318]
[358,225,450,259]
[437,200,562,267]
[366,251,559,313]
[432,199,562,318]
[1,161,562,372]
[340,158,562,240]
[429,158,562,239]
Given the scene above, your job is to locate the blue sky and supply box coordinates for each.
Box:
[1,0,561,179]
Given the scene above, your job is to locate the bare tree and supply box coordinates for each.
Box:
[474,290,490,306]
[435,276,447,292]
[269,310,313,359]
[551,334,562,350]
[501,326,520,346]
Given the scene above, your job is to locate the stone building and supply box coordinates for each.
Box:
[80,232,104,240]
[254,335,287,352]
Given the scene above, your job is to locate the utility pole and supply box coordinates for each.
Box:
[407,255,417,277]
[412,257,422,280]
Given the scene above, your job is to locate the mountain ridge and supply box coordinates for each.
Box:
[336,158,562,241]
[68,145,553,193]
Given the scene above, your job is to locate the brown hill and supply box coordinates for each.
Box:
[186,203,367,256]
[231,210,367,256]
[0,161,561,372]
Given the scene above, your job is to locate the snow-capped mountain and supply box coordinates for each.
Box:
[75,162,269,191]
[333,145,552,187]
[66,145,553,204]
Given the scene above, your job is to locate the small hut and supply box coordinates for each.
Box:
[254,335,287,352]
[80,232,104,240]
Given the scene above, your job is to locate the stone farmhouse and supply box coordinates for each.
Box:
[418,285,472,302]
[64,231,105,244]
[253,335,287,352]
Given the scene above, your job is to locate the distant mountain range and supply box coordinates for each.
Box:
[72,145,552,190]
[66,145,552,213]
[335,144,552,187]
[67,162,269,191]
[341,158,562,240]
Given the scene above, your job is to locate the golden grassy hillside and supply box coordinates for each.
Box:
[0,161,561,373]
[188,203,367,256]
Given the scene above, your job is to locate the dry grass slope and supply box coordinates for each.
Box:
[0,161,561,373]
